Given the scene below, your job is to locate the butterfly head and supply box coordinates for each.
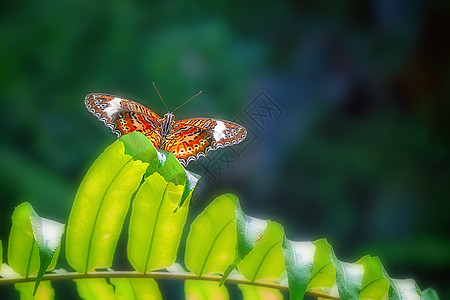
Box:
[163,112,175,123]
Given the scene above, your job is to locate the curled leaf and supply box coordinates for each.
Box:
[30,209,64,295]
[221,201,268,285]
[282,239,315,300]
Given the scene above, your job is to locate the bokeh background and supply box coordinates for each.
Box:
[1,0,449,298]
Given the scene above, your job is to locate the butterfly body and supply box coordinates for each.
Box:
[160,112,175,140]
[85,93,247,166]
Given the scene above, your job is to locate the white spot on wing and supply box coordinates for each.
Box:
[213,120,226,141]
[104,97,122,119]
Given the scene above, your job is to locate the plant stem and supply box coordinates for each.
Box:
[0,270,339,299]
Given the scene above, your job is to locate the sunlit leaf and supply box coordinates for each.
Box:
[0,263,21,279]
[179,170,200,210]
[238,221,285,282]
[155,150,200,209]
[74,278,116,300]
[235,203,268,259]
[123,131,160,167]
[66,132,158,273]
[185,280,229,300]
[185,194,237,277]
[356,255,390,299]
[282,239,315,300]
[166,262,186,273]
[330,252,364,300]
[0,240,2,272]
[388,278,421,300]
[111,278,162,300]
[4,201,62,297]
[29,208,64,295]
[15,281,55,300]
[155,150,183,181]
[221,202,268,285]
[306,239,336,292]
[128,172,191,273]
[8,203,60,278]
[238,284,283,300]
[8,203,39,277]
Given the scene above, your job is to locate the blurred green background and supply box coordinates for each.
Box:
[1,0,449,298]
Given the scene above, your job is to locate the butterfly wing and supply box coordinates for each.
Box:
[163,118,247,166]
[85,93,163,147]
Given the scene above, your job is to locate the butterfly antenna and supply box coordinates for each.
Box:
[172,90,203,113]
[153,82,169,112]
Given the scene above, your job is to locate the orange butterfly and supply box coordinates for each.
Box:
[85,87,247,166]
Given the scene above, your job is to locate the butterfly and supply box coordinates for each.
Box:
[85,90,247,167]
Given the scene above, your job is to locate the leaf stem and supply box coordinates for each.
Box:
[0,270,339,299]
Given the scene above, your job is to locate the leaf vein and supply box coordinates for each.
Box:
[198,217,234,277]
[25,239,35,278]
[143,183,169,273]
[84,157,133,273]
[251,240,282,283]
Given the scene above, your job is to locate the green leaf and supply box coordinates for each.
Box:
[388,278,421,300]
[66,132,158,273]
[356,256,390,299]
[156,150,184,184]
[238,284,283,300]
[306,239,336,292]
[0,240,2,272]
[166,262,187,273]
[15,281,55,300]
[221,202,268,285]
[235,203,268,259]
[185,280,229,300]
[330,251,364,300]
[74,278,116,300]
[185,194,237,277]
[122,131,159,167]
[421,288,440,300]
[29,208,64,295]
[179,169,200,210]
[155,150,200,209]
[8,202,39,277]
[8,203,59,278]
[282,239,315,300]
[128,172,191,273]
[111,278,162,300]
[237,221,286,282]
[0,263,21,279]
